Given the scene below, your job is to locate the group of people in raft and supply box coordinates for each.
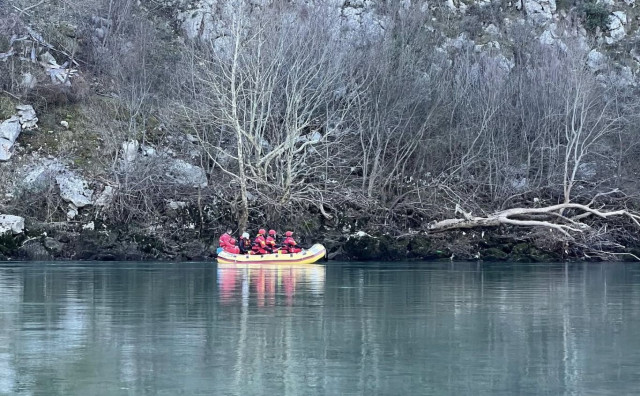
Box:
[218,228,302,255]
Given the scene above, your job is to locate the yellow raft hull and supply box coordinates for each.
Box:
[216,243,327,265]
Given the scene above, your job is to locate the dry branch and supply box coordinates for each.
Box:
[428,202,640,238]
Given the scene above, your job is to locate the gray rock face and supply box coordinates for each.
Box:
[524,0,556,25]
[0,215,25,235]
[177,0,386,50]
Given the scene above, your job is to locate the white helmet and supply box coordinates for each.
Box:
[242,232,250,239]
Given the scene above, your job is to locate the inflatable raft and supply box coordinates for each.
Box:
[216,243,327,265]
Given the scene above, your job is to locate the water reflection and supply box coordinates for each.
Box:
[217,264,326,306]
[0,262,640,395]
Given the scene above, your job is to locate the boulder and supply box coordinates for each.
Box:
[67,204,79,220]
[0,105,38,161]
[587,49,607,73]
[0,117,21,144]
[16,105,38,130]
[56,174,94,207]
[0,139,14,161]
[606,12,626,44]
[20,159,66,192]
[539,24,567,51]
[167,200,187,210]
[165,158,208,187]
[122,140,139,164]
[0,215,25,235]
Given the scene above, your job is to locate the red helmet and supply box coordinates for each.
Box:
[285,231,293,237]
[258,229,266,235]
[268,229,276,236]
[229,238,236,244]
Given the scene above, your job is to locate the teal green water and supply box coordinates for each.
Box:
[1,261,640,395]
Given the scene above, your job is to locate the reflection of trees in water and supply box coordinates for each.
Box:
[0,264,639,394]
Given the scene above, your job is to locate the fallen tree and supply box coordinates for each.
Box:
[427,199,640,260]
[428,202,640,236]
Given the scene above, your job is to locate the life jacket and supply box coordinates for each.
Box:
[266,236,277,248]
[283,236,301,253]
[252,235,269,253]
[224,244,240,254]
[219,233,231,248]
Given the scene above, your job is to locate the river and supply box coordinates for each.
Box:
[0,261,639,395]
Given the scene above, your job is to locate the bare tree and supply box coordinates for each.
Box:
[179,8,357,231]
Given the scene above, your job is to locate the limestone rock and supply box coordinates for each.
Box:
[606,12,626,44]
[539,24,566,51]
[0,117,21,144]
[587,49,607,73]
[122,140,139,164]
[16,105,38,130]
[165,158,208,188]
[0,215,25,235]
[66,204,79,220]
[0,139,13,161]
[0,117,21,161]
[167,200,187,210]
[20,159,66,192]
[0,105,38,161]
[524,0,556,25]
[56,174,94,208]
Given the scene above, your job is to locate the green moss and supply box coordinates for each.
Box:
[0,96,17,119]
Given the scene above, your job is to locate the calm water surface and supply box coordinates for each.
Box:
[1,261,640,395]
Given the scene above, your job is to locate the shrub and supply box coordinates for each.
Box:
[582,2,610,33]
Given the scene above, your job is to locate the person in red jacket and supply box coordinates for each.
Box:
[224,238,240,254]
[219,228,233,248]
[282,231,301,253]
[252,229,270,254]
[266,230,278,252]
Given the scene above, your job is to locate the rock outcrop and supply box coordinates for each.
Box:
[0,215,25,235]
[0,105,37,161]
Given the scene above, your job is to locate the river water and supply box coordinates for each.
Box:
[0,261,639,395]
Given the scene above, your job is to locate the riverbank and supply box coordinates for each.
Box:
[2,219,638,262]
